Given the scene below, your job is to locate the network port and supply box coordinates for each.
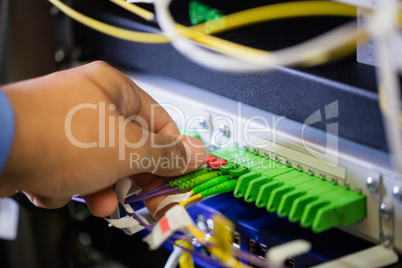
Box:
[232,231,241,250]
[247,238,267,260]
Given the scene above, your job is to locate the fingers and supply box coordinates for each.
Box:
[124,130,206,177]
[2,61,206,220]
[83,187,118,217]
[74,61,207,177]
[23,191,71,209]
[23,188,118,218]
[131,173,179,220]
[77,61,179,136]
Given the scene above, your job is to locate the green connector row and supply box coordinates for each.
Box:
[189,0,224,25]
[210,147,366,233]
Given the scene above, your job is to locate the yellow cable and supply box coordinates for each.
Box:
[50,0,362,60]
[186,225,248,267]
[190,1,357,35]
[48,0,169,43]
[186,225,207,242]
[113,1,359,58]
[109,0,154,21]
[379,84,402,128]
[175,240,195,268]
[179,193,202,207]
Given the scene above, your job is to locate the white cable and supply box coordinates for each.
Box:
[154,0,364,72]
[370,0,402,174]
[164,246,185,268]
[154,0,267,72]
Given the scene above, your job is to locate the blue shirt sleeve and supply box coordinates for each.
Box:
[0,88,14,173]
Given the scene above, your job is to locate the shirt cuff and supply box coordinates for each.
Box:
[0,88,15,173]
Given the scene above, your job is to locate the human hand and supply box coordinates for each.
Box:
[1,61,206,217]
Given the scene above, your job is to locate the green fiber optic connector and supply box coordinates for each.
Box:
[169,167,210,187]
[251,162,292,176]
[189,0,224,25]
[192,175,232,194]
[255,181,282,208]
[178,171,221,190]
[233,172,261,198]
[210,146,367,233]
[254,169,298,208]
[244,175,272,203]
[288,182,342,223]
[300,188,366,233]
[200,179,238,197]
[230,152,259,165]
[277,179,335,217]
[289,195,320,223]
[210,147,246,160]
[242,157,279,170]
[242,160,267,169]
[266,173,316,213]
[211,147,256,165]
[229,166,249,178]
[219,162,237,174]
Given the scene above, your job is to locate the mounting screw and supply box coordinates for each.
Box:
[243,145,249,151]
[308,169,314,176]
[198,118,208,129]
[344,181,350,189]
[253,148,259,155]
[392,186,402,202]
[264,152,270,159]
[319,173,326,180]
[380,232,392,247]
[380,202,393,221]
[297,164,303,172]
[285,160,291,167]
[366,177,378,193]
[219,124,230,137]
[274,156,281,163]
[331,177,338,185]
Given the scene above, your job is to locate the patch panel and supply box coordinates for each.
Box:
[131,70,402,261]
[210,146,366,233]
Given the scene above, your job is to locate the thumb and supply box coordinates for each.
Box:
[131,133,206,177]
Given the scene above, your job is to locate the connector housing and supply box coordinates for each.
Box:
[211,147,366,233]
